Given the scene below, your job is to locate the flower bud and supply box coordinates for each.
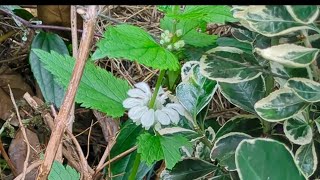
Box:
[175,29,183,37]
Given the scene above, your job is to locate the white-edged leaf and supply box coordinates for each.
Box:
[285,78,320,102]
[256,44,319,68]
[283,113,313,145]
[200,46,261,83]
[295,142,318,177]
[254,88,308,121]
[235,138,307,180]
[285,6,319,24]
[315,117,320,133]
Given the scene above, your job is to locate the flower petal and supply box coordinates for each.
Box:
[155,109,171,125]
[166,103,186,116]
[162,107,180,124]
[123,98,144,108]
[135,82,151,97]
[128,88,148,99]
[128,106,148,120]
[140,109,155,130]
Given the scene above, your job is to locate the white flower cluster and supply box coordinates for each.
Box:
[160,29,185,51]
[123,82,186,130]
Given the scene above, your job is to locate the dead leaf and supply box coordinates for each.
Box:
[8,129,41,180]
[93,110,119,142]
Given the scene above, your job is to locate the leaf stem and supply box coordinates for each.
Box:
[128,153,141,180]
[149,70,166,108]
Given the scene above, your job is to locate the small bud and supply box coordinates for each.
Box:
[175,29,183,37]
[167,44,173,50]
[164,30,170,35]
[160,33,166,39]
[160,39,165,45]
[164,36,171,43]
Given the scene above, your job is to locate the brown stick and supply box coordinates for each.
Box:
[36,6,98,180]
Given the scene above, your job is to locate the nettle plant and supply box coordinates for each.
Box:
[30,5,320,180]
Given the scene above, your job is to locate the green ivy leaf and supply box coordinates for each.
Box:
[200,47,261,83]
[167,6,237,24]
[235,138,306,180]
[219,75,266,114]
[211,132,252,171]
[285,78,320,102]
[215,115,263,139]
[285,5,319,24]
[254,88,308,121]
[283,113,313,145]
[48,161,80,180]
[29,31,68,108]
[137,133,191,169]
[162,158,216,180]
[92,24,179,71]
[295,142,318,177]
[32,49,130,118]
[256,44,319,68]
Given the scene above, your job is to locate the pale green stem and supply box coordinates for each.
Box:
[148,70,166,108]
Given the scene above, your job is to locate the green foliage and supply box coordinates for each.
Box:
[137,132,191,169]
[48,161,80,180]
[92,24,179,71]
[29,31,67,108]
[32,49,130,117]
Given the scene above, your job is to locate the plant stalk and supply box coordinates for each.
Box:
[149,70,166,108]
[128,153,141,180]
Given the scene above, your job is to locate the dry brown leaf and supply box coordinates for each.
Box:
[8,129,41,180]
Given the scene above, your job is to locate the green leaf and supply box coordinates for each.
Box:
[29,32,68,108]
[256,44,319,68]
[168,6,237,24]
[219,75,266,114]
[235,138,307,180]
[177,63,217,119]
[137,133,191,170]
[200,47,261,83]
[217,37,253,54]
[211,132,252,171]
[231,28,258,44]
[216,115,263,139]
[285,5,319,24]
[162,158,216,180]
[315,117,320,133]
[234,6,316,37]
[13,8,34,20]
[157,127,199,140]
[285,78,320,102]
[283,113,313,145]
[109,120,144,180]
[48,161,80,180]
[32,49,130,117]
[270,62,312,87]
[254,88,308,121]
[92,24,179,71]
[295,142,318,177]
[183,30,217,47]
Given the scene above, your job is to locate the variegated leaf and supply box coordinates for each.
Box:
[285,78,320,102]
[315,117,320,133]
[295,142,317,177]
[200,47,261,83]
[256,44,319,68]
[285,6,319,24]
[234,6,316,37]
[254,88,308,121]
[283,113,313,145]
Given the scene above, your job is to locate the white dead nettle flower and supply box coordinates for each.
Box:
[173,40,185,50]
[175,29,183,37]
[123,82,186,130]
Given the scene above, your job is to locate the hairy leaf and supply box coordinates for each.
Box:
[32,49,130,117]
[92,24,179,70]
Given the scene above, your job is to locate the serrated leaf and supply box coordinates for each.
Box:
[163,158,216,180]
[219,75,266,114]
[211,132,252,171]
[285,5,319,24]
[234,6,316,37]
[295,142,318,177]
[182,30,217,47]
[255,44,319,68]
[29,32,68,108]
[283,113,313,145]
[235,138,306,180]
[177,63,217,119]
[92,24,179,71]
[200,47,261,83]
[285,78,320,102]
[215,115,263,139]
[48,161,80,180]
[270,62,312,87]
[254,88,308,121]
[137,133,191,170]
[32,49,130,117]
[168,6,237,24]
